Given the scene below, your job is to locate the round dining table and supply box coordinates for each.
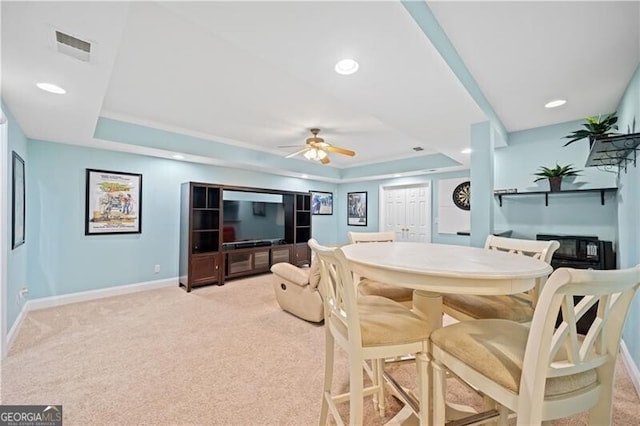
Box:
[340,241,553,425]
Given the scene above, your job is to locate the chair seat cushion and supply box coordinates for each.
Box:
[358,278,414,302]
[442,294,533,322]
[332,295,429,347]
[431,319,597,397]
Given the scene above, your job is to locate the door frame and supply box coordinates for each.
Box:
[378,181,432,242]
[1,112,8,359]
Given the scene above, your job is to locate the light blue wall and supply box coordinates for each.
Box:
[494,121,618,241]
[617,64,640,368]
[2,101,28,331]
[23,139,339,310]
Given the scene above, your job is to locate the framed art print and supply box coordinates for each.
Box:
[347,191,367,226]
[85,169,142,235]
[311,191,333,215]
[12,151,25,249]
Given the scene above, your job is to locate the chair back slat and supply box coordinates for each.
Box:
[519,266,640,418]
[309,239,363,348]
[484,235,560,307]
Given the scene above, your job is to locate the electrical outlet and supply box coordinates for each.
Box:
[154,264,160,273]
[16,287,29,305]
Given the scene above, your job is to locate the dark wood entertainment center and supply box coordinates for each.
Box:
[179,182,312,291]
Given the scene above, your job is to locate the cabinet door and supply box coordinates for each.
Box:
[227,252,254,275]
[271,246,291,264]
[293,243,311,266]
[190,254,220,285]
[253,250,270,272]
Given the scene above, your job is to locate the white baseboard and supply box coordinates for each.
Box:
[6,302,29,351]
[620,339,640,398]
[6,277,177,350]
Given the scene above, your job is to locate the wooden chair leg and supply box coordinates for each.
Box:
[349,354,365,426]
[416,352,430,426]
[319,330,334,426]
[432,357,446,426]
[374,358,385,416]
[588,360,616,425]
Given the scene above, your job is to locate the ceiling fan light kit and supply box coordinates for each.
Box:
[280,128,355,165]
[303,148,327,161]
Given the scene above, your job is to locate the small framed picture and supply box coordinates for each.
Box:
[311,191,333,215]
[85,169,142,235]
[347,191,367,226]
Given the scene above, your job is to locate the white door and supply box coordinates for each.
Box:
[381,183,431,242]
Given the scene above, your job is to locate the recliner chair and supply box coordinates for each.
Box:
[270,255,324,323]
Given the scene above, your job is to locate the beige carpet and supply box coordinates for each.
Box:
[1,273,639,425]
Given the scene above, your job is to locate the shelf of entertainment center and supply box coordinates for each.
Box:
[494,187,617,207]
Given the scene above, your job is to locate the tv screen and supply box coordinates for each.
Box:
[222,191,285,244]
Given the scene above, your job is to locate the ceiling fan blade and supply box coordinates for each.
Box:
[320,156,330,165]
[285,147,310,158]
[324,146,355,156]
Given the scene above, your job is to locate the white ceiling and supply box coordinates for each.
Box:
[2,1,639,174]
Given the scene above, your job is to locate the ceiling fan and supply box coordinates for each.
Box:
[280,128,355,165]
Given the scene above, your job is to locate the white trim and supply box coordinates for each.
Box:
[6,277,177,350]
[1,114,8,359]
[620,339,640,398]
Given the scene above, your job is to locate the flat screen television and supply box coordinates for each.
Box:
[222,190,285,246]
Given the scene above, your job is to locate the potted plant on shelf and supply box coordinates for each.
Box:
[563,112,619,147]
[533,163,582,192]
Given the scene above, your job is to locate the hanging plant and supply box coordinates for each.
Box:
[563,112,619,147]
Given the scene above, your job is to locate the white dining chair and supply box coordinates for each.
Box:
[309,239,430,426]
[431,265,640,425]
[442,235,560,322]
[347,231,414,305]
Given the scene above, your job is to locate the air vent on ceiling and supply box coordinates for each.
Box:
[55,30,91,62]
[412,147,424,152]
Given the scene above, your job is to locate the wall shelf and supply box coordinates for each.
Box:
[585,132,640,173]
[494,187,617,207]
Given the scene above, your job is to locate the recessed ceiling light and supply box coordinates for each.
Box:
[301,174,308,179]
[334,59,359,75]
[36,82,66,94]
[461,148,472,154]
[393,174,402,177]
[172,154,185,160]
[545,99,567,109]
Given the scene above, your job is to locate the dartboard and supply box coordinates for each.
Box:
[452,181,471,211]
